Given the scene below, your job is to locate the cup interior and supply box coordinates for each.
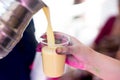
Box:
[40,33,70,46]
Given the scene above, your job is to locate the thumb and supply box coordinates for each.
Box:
[56,46,74,55]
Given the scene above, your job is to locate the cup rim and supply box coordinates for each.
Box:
[39,34,70,46]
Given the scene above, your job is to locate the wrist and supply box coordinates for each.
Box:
[72,45,95,70]
[84,51,102,75]
[77,46,97,70]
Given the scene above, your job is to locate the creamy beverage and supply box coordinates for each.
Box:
[41,6,66,77]
[42,46,66,77]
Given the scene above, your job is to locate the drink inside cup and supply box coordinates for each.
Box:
[41,34,70,78]
[42,46,66,77]
[42,6,70,78]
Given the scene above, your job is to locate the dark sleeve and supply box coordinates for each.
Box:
[16,19,38,66]
[0,19,38,80]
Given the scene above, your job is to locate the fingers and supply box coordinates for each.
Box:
[66,55,85,70]
[36,42,47,52]
[56,46,74,55]
[36,42,42,52]
[40,32,47,38]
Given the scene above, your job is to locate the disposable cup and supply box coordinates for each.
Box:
[41,33,70,77]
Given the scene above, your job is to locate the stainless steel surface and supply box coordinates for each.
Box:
[0,0,46,59]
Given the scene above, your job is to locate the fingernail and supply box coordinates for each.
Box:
[56,47,63,54]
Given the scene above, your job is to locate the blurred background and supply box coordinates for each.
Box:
[33,0,118,46]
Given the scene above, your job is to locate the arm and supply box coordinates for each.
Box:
[55,32,120,80]
[84,48,120,80]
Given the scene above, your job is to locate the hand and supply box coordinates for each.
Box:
[55,32,88,70]
[37,32,93,70]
